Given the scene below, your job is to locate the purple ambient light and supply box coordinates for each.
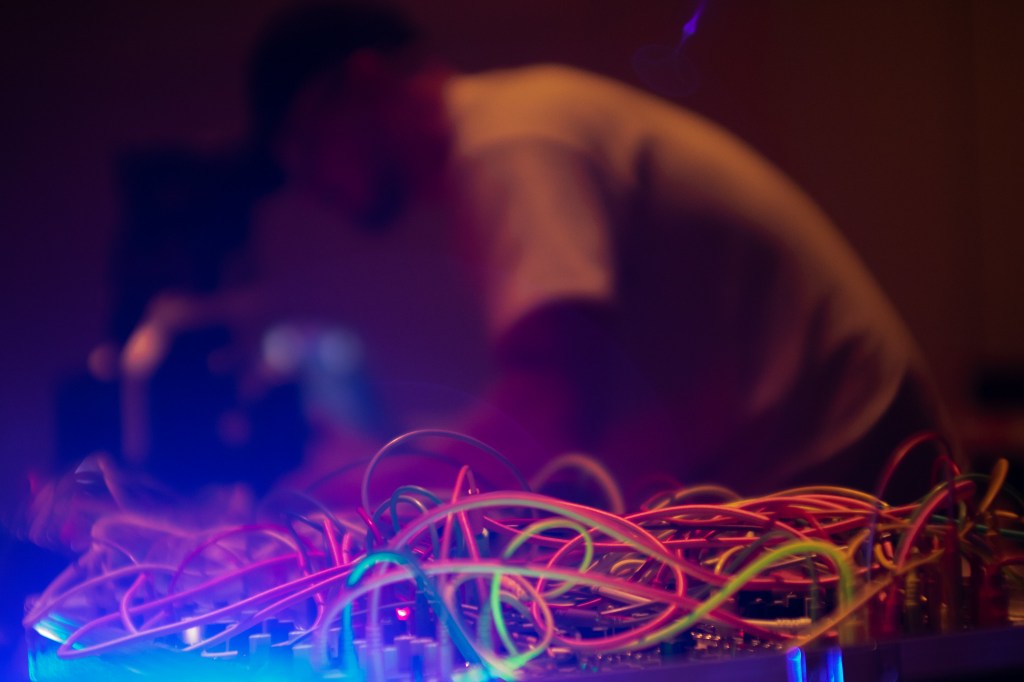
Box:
[681,0,708,43]
[632,0,709,98]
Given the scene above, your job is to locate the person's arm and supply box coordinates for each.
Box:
[1,456,118,554]
[451,140,626,477]
[462,298,626,475]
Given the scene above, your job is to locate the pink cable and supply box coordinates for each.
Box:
[167,523,300,596]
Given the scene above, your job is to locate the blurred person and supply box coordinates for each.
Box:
[242,1,954,500]
[0,3,963,673]
[2,0,958,551]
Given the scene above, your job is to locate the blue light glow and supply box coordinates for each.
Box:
[787,647,807,682]
[827,647,846,682]
[29,646,319,682]
[32,615,77,646]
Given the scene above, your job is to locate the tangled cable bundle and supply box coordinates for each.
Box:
[24,430,1024,681]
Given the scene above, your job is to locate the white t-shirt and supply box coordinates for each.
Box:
[445,65,933,491]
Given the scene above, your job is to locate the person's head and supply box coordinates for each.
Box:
[248,2,451,228]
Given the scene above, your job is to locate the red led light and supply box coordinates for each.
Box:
[395,607,410,621]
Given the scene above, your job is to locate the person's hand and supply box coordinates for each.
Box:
[20,453,188,555]
[21,454,124,554]
[121,292,204,380]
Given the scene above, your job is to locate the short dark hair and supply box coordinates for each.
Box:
[247,1,417,151]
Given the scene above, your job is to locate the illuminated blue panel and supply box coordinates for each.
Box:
[826,647,845,682]
[28,637,334,682]
[786,647,806,682]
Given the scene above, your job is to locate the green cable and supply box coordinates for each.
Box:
[686,529,822,622]
[932,518,1024,540]
[330,549,857,664]
[391,493,678,575]
[341,550,508,680]
[386,486,444,533]
[894,479,971,564]
[628,539,859,649]
[371,490,443,558]
[720,530,822,622]
[488,519,594,666]
[956,472,1024,512]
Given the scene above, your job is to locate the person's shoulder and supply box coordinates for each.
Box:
[494,63,611,86]
[448,64,646,157]
[470,64,641,105]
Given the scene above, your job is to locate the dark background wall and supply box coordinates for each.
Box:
[1,0,1022,482]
